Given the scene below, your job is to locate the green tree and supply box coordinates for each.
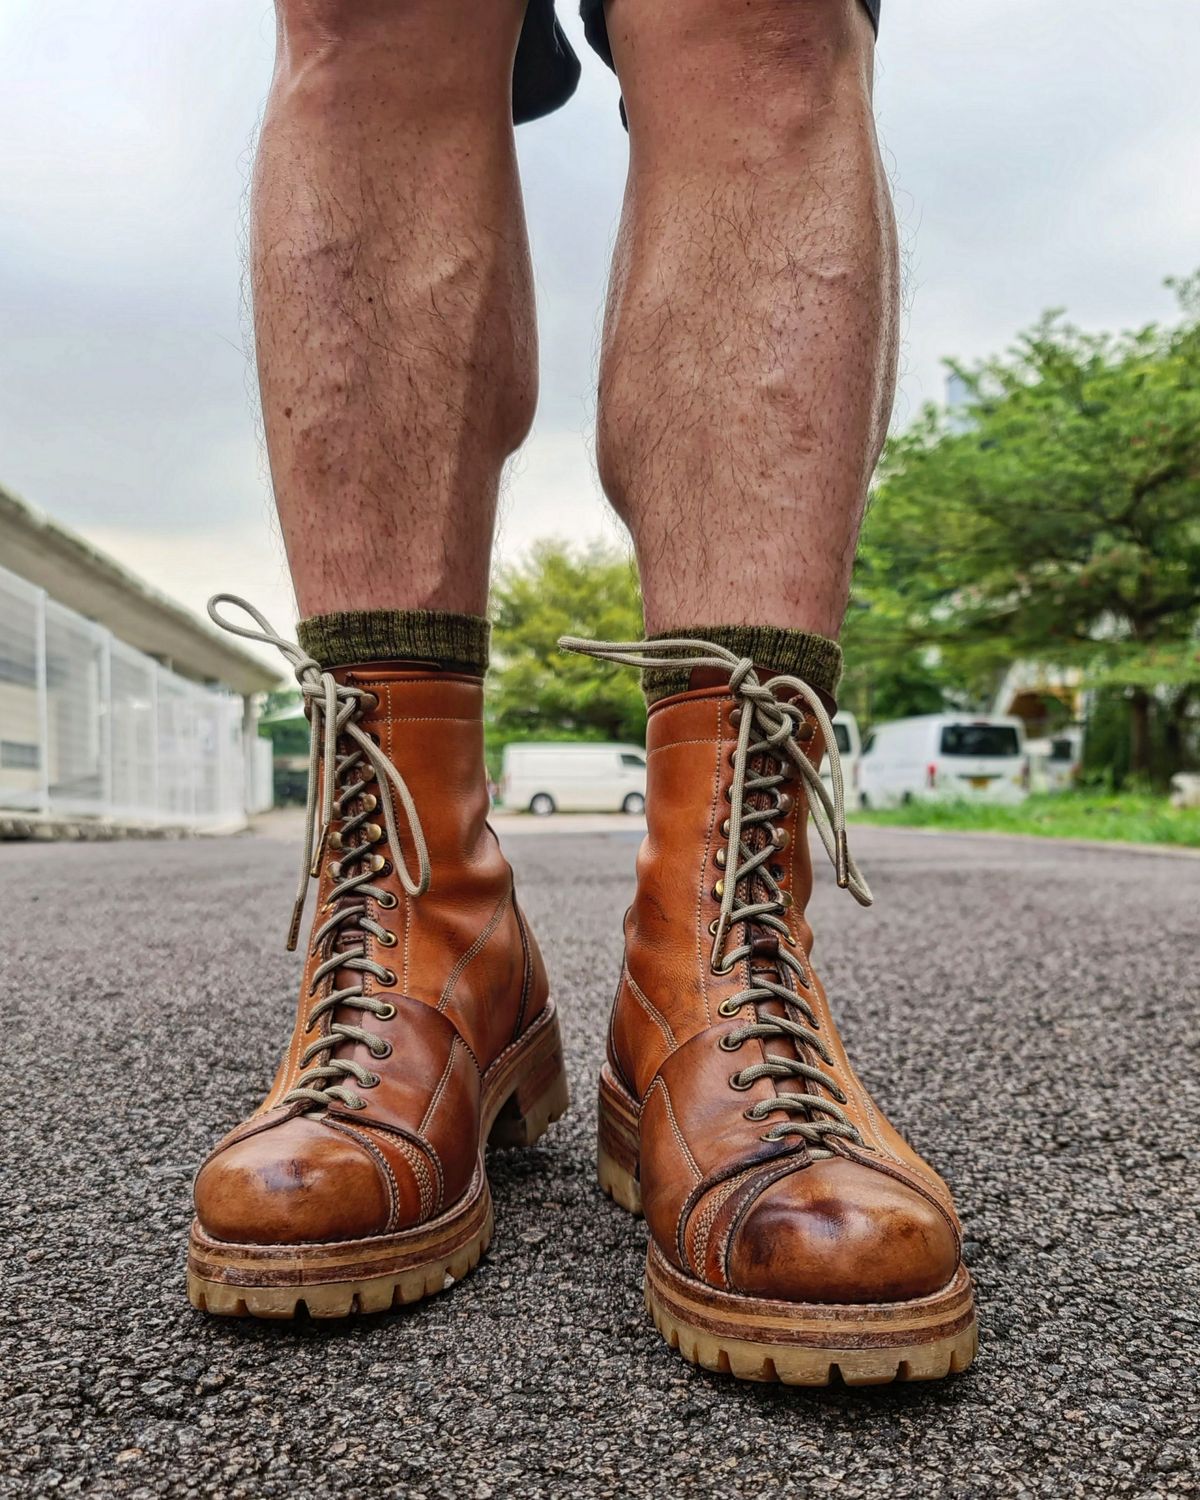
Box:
[487,540,646,769]
[855,274,1200,781]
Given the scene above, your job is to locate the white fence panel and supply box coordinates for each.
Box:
[44,599,107,817]
[0,562,254,830]
[110,640,158,821]
[0,568,45,812]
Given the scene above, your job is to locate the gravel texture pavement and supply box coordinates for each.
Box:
[2,822,1197,1498]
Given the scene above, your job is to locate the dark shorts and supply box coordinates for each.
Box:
[514,0,882,124]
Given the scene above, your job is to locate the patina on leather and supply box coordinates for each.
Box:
[193,601,550,1252]
[564,638,965,1309]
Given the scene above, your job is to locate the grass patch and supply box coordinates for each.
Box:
[850,792,1200,848]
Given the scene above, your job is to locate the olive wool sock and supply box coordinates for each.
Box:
[297,608,490,676]
[641,625,842,706]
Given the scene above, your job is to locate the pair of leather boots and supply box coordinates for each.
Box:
[188,603,977,1386]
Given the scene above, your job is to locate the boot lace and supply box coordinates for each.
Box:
[560,636,870,1156]
[210,596,431,1110]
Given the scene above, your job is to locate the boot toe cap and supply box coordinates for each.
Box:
[194,1115,392,1245]
[727,1156,959,1304]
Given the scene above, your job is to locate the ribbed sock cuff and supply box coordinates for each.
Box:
[297,608,490,676]
[643,625,842,706]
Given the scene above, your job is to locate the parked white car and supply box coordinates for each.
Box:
[500,742,647,815]
[858,714,1028,808]
[820,711,862,801]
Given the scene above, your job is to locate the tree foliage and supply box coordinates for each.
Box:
[487,540,646,765]
[849,274,1200,780]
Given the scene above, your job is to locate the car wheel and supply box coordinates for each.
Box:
[621,792,646,815]
[529,793,556,817]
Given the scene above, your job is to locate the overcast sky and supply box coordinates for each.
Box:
[2,0,1198,654]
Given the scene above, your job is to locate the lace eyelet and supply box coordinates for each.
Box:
[721,819,731,837]
[797,724,815,744]
[718,1034,741,1052]
[771,828,790,851]
[708,918,720,937]
[776,793,793,816]
[729,1072,753,1092]
[370,1042,392,1060]
[379,969,398,988]
[717,998,741,1018]
[378,930,398,947]
[712,880,724,899]
[363,822,382,844]
[715,848,727,869]
[729,707,742,728]
[360,792,378,813]
[377,891,399,910]
[371,854,388,874]
[743,1106,765,1122]
[359,692,380,712]
[364,1072,381,1088]
[712,958,735,976]
[375,1002,397,1020]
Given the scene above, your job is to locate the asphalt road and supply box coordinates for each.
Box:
[2,823,1197,1498]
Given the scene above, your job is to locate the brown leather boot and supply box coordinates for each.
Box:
[187,600,568,1319]
[564,637,977,1385]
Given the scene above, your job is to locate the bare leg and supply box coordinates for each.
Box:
[254,0,536,618]
[597,0,897,639]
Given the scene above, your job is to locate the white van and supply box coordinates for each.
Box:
[820,711,863,800]
[858,714,1028,808]
[500,742,647,816]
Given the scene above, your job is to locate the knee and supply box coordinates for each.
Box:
[271,0,463,65]
[625,0,873,105]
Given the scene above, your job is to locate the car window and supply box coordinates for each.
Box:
[620,752,646,768]
[939,724,1020,757]
[832,724,851,754]
[861,732,876,755]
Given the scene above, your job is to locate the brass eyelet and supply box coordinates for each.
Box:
[375,1002,397,1020]
[776,792,793,816]
[708,918,720,937]
[363,1072,381,1088]
[363,822,382,843]
[718,1034,741,1052]
[712,880,724,899]
[328,831,343,852]
[772,828,790,851]
[359,692,380,712]
[729,707,742,728]
[360,793,378,813]
[371,854,388,873]
[712,958,735,976]
[729,1072,753,1092]
[797,724,815,743]
[779,892,794,910]
[717,998,741,1018]
[328,861,342,880]
[715,848,727,869]
[377,891,399,910]
[721,819,731,836]
[370,1042,392,1061]
[379,969,397,988]
[378,930,398,947]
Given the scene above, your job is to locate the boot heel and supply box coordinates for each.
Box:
[488,1008,570,1149]
[597,1064,642,1217]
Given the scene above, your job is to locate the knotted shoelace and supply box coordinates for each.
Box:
[560,637,871,1156]
[210,596,431,1110]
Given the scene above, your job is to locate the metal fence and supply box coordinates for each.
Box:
[0,562,251,829]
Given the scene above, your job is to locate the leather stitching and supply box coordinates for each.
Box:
[438,886,513,1013]
[624,969,677,1049]
[321,1116,399,1231]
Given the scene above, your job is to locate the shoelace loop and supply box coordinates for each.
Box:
[210,595,432,1110]
[560,636,869,1155]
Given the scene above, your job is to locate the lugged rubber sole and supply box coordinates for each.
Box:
[187,1001,569,1320]
[597,1063,979,1386]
